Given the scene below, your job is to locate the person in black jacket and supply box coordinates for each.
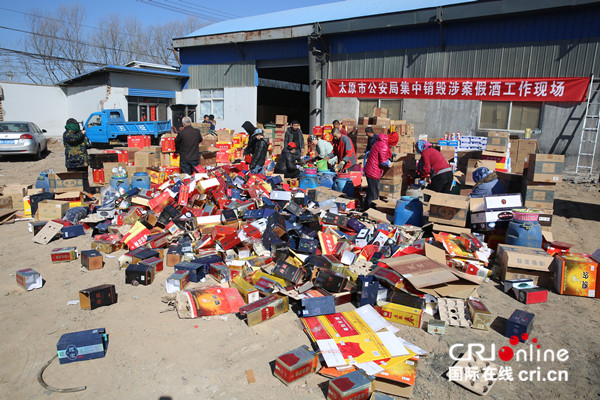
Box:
[283,120,304,161]
[175,116,203,174]
[249,129,269,174]
[274,142,300,178]
[242,121,257,162]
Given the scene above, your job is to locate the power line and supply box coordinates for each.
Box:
[0,6,150,40]
[0,46,105,66]
[166,0,239,19]
[0,24,165,60]
[135,0,229,21]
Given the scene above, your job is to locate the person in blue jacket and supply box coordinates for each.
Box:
[470,167,506,198]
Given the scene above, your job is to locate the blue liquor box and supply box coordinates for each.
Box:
[57,328,107,364]
[505,309,534,342]
[173,261,205,282]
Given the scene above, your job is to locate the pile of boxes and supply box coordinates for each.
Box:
[272,115,288,156]
[355,107,390,154]
[393,121,415,154]
[521,154,564,218]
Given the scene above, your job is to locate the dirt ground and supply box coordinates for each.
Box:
[0,139,599,400]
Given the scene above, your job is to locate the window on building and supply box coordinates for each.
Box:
[358,99,402,120]
[200,89,224,120]
[126,96,170,122]
[479,101,541,131]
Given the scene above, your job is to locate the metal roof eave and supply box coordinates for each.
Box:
[172,0,600,49]
[58,65,189,86]
[173,24,314,49]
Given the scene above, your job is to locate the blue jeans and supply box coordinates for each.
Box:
[180,160,199,175]
[249,165,265,175]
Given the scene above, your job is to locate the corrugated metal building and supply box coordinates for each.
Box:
[173,0,600,173]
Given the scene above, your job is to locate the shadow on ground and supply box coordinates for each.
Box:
[553,199,600,222]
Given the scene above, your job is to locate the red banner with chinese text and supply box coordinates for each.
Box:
[326,77,590,102]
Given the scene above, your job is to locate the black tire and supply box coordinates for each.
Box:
[33,145,42,161]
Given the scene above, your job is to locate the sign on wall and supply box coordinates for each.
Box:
[326,77,590,102]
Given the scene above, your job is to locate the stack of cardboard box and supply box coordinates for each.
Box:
[482,131,511,173]
[159,134,180,170]
[379,154,416,199]
[273,115,287,156]
[393,121,415,154]
[216,129,234,164]
[134,145,161,169]
[355,107,390,154]
[191,122,212,136]
[341,119,356,133]
[521,154,564,229]
[510,139,538,174]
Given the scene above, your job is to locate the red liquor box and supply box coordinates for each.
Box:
[274,345,319,385]
[327,369,374,400]
[51,247,78,263]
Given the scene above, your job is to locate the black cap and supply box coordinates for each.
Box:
[66,118,78,125]
[365,126,374,133]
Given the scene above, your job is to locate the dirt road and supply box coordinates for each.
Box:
[0,140,599,399]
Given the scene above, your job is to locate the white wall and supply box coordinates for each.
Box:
[177,89,199,106]
[111,73,182,92]
[104,87,129,118]
[65,85,110,126]
[1,82,67,136]
[222,87,257,133]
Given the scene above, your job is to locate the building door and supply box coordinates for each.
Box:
[256,60,310,130]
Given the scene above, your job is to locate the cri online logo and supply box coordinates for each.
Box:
[449,334,569,363]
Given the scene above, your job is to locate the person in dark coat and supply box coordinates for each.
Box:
[274,142,300,178]
[283,120,304,160]
[63,117,90,192]
[175,116,203,175]
[470,167,506,198]
[365,126,379,153]
[249,129,269,175]
[242,121,258,162]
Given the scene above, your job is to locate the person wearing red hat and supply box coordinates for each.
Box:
[274,142,301,178]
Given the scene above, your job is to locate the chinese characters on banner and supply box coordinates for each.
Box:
[326,77,590,102]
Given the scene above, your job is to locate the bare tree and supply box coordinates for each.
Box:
[19,5,90,83]
[16,4,206,83]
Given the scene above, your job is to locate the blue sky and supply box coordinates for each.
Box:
[0,0,339,47]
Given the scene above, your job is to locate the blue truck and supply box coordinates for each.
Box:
[83,109,171,146]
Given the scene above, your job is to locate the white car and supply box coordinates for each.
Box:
[0,121,48,160]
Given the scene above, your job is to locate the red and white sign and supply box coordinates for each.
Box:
[327,77,590,102]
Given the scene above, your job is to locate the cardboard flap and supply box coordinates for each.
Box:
[32,221,63,245]
[365,208,394,224]
[469,197,485,213]
[446,266,486,285]
[380,254,458,289]
[429,193,469,209]
[433,283,479,298]
[0,209,17,225]
[55,191,82,200]
[424,242,447,265]
[432,224,472,235]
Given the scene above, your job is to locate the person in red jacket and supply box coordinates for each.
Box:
[327,128,357,172]
[364,133,391,209]
[388,129,399,148]
[416,139,453,193]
